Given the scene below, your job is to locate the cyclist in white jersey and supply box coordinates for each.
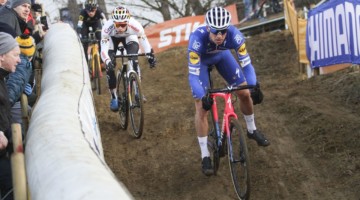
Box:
[100,6,156,111]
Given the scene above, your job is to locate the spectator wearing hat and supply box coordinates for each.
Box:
[6,34,35,127]
[0,0,32,36]
[30,3,47,44]
[0,32,21,200]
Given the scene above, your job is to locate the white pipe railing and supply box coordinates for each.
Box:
[25,23,133,200]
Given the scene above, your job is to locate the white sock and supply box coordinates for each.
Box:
[198,136,210,158]
[109,89,117,99]
[244,114,256,133]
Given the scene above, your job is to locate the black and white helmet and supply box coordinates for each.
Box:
[85,0,97,11]
[205,7,231,30]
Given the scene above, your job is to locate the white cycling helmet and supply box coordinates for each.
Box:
[112,6,131,23]
[205,7,231,30]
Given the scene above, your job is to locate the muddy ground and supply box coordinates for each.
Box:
[94,30,360,200]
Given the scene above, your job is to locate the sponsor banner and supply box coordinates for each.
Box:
[145,4,238,53]
[306,0,360,68]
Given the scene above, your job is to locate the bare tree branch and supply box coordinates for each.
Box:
[105,0,236,25]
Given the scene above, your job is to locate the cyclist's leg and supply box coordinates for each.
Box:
[216,50,251,113]
[125,36,140,78]
[189,54,218,175]
[216,50,269,146]
[107,37,121,111]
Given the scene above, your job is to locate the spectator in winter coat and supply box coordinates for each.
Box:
[0,0,32,36]
[6,34,35,126]
[0,32,21,200]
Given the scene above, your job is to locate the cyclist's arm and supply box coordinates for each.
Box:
[236,42,256,85]
[100,20,113,64]
[129,19,152,53]
[77,10,86,34]
[188,50,204,98]
[138,33,152,53]
[97,8,107,25]
[231,28,257,85]
[100,13,107,25]
[187,29,210,99]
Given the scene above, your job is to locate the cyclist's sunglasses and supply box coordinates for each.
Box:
[209,28,227,35]
[114,22,127,28]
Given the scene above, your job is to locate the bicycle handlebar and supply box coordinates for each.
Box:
[207,85,256,94]
[80,38,99,43]
[114,53,149,58]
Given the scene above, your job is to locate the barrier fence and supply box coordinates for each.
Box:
[24,23,133,200]
[283,0,358,78]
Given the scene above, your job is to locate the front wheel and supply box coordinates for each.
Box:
[117,70,128,130]
[128,72,144,138]
[207,110,220,175]
[228,117,251,200]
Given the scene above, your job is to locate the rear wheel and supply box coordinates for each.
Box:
[228,117,250,200]
[207,110,220,175]
[93,54,101,95]
[117,69,128,130]
[128,72,143,138]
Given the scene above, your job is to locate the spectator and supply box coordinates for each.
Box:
[0,0,8,6]
[270,0,282,13]
[0,32,21,200]
[0,22,16,37]
[243,0,258,19]
[0,0,32,36]
[7,34,35,127]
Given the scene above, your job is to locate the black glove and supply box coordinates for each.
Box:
[147,49,156,68]
[250,82,264,105]
[106,62,114,72]
[201,95,213,111]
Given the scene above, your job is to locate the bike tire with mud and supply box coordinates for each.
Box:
[128,72,144,138]
[228,117,251,200]
[117,69,128,130]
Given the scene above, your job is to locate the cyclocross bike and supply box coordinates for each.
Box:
[115,46,148,138]
[207,67,255,200]
[81,27,103,95]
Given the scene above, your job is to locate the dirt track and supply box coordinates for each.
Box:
[94,30,360,200]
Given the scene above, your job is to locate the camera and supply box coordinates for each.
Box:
[40,16,49,31]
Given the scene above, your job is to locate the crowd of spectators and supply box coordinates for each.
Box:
[0,0,47,199]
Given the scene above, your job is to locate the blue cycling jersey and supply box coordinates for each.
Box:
[187,24,257,99]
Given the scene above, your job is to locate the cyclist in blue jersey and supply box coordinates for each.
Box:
[188,7,270,176]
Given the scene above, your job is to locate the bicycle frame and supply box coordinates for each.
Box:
[210,85,254,142]
[210,92,238,147]
[208,85,254,200]
[86,33,102,78]
[115,46,148,138]
[116,49,147,104]
[89,45,101,78]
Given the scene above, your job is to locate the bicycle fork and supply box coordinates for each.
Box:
[211,98,224,148]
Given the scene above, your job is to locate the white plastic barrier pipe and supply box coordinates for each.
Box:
[25,23,133,200]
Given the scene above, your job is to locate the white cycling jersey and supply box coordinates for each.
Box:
[100,17,152,64]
